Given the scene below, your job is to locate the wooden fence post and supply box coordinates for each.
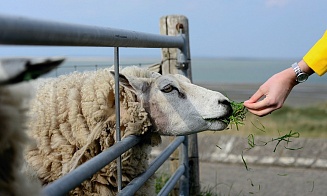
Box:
[160,15,200,196]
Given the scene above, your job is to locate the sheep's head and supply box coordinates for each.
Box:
[110,68,232,136]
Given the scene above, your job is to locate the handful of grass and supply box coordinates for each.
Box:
[224,101,248,130]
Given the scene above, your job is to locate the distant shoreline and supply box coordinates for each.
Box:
[197,82,327,108]
[2,57,324,107]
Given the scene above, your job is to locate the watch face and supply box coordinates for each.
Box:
[297,73,309,83]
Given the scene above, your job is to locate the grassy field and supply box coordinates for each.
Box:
[223,101,327,139]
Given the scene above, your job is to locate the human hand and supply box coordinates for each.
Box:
[243,68,297,116]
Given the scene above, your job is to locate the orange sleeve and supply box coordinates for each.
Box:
[303,30,327,76]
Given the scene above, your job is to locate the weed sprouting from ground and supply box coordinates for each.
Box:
[155,173,170,194]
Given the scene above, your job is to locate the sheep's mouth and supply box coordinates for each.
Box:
[204,117,230,124]
[204,106,233,126]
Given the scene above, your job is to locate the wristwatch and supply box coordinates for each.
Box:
[291,62,309,83]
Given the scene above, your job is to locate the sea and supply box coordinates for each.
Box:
[44,57,326,85]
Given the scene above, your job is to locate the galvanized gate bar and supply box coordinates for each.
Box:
[179,134,189,195]
[118,136,185,195]
[0,15,184,48]
[157,165,185,196]
[114,47,123,191]
[41,135,142,196]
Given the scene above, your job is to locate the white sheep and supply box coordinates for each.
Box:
[25,65,232,195]
[0,58,63,196]
[0,83,43,196]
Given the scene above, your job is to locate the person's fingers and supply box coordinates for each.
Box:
[246,107,275,117]
[246,88,265,103]
[244,98,272,111]
[244,95,279,116]
[243,100,253,107]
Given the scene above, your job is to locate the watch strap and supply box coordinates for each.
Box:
[291,62,309,83]
[291,62,302,75]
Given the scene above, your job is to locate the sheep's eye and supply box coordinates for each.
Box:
[161,84,174,93]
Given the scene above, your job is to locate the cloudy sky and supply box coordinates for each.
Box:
[0,0,326,59]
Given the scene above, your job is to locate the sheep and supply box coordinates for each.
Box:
[0,83,43,196]
[0,58,63,196]
[25,65,232,195]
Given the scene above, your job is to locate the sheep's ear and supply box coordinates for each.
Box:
[110,71,149,94]
[151,72,161,78]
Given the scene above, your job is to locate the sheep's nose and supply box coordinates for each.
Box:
[218,99,233,117]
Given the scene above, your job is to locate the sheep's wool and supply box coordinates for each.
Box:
[26,66,159,195]
[0,84,41,196]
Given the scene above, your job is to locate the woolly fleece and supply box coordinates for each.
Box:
[26,66,161,195]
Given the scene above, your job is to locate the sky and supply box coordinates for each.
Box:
[0,0,326,59]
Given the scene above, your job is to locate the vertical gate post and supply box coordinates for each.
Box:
[160,15,200,196]
[114,47,123,192]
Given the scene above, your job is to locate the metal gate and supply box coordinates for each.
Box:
[0,14,199,195]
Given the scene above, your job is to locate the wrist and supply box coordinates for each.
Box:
[285,67,298,85]
[291,62,310,83]
[298,60,314,75]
